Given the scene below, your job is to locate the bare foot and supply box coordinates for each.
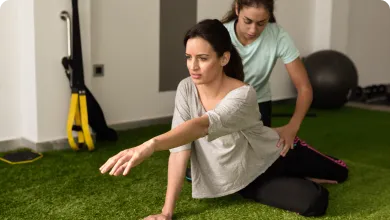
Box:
[306,177,338,184]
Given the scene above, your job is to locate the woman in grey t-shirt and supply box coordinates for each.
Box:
[100,19,348,219]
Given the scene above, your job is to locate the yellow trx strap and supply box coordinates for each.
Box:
[66,92,94,151]
[60,4,94,151]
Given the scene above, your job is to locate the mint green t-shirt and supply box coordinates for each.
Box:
[224,20,300,103]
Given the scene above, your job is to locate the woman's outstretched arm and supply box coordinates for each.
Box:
[99,114,209,176]
[152,114,209,151]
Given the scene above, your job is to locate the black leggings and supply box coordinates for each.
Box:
[258,101,272,127]
[238,137,348,217]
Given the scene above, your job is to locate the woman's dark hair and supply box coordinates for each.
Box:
[221,0,276,23]
[183,19,244,81]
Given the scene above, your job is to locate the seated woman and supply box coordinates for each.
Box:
[99,19,348,219]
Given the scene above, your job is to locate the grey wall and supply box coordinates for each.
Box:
[159,0,197,91]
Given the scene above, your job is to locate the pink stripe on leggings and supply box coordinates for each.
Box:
[294,137,348,168]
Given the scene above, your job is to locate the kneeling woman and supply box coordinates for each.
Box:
[99,19,348,219]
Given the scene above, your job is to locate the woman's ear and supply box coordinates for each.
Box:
[221,51,231,67]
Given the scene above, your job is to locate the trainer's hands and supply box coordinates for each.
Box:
[273,123,299,157]
[144,213,171,220]
[99,141,155,176]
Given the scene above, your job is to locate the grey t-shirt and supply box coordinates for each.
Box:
[170,77,282,198]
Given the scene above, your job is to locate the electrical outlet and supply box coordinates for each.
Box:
[93,64,104,77]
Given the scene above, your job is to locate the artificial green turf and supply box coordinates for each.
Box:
[1,105,390,220]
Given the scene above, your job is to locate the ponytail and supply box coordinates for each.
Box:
[221,1,238,24]
[224,46,244,81]
[269,12,276,23]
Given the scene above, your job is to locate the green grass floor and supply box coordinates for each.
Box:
[1,104,390,220]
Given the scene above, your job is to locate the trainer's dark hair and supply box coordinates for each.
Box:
[221,0,276,24]
[183,19,244,81]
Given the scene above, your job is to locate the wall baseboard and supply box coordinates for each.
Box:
[0,139,23,152]
[0,116,173,153]
[0,137,72,153]
[110,116,172,131]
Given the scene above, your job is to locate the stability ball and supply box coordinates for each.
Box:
[303,50,358,109]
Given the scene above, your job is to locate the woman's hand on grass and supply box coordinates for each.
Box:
[144,213,171,220]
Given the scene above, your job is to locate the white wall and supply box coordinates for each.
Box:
[91,0,175,126]
[346,0,390,87]
[330,0,350,54]
[34,0,69,142]
[19,0,38,143]
[312,1,333,51]
[197,0,232,21]
[0,0,20,141]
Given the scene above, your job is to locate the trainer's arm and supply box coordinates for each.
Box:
[285,57,313,128]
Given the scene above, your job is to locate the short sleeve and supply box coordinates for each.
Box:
[276,26,300,64]
[205,86,261,142]
[169,80,193,153]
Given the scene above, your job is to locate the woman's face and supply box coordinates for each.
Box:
[235,5,269,43]
[185,37,227,85]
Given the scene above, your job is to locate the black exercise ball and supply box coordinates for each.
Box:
[303,50,358,109]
